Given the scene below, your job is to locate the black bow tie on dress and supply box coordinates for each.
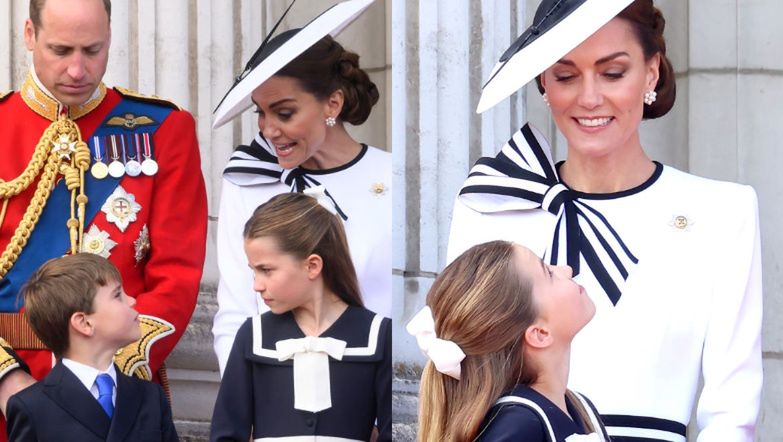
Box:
[459,123,637,305]
[222,132,348,220]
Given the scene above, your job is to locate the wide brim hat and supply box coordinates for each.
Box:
[213,0,375,129]
[476,0,634,114]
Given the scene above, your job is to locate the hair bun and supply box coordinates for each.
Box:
[336,50,379,125]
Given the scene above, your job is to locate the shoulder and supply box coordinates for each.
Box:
[8,380,45,405]
[360,145,391,169]
[0,90,13,103]
[661,164,757,203]
[363,145,391,159]
[113,86,182,111]
[478,403,546,441]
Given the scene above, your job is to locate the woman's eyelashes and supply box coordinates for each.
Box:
[252,108,295,121]
[552,69,627,82]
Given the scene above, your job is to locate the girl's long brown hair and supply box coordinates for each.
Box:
[243,192,363,307]
[417,241,538,441]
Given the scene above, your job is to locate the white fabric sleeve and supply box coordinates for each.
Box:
[446,197,486,265]
[696,185,763,441]
[212,180,258,375]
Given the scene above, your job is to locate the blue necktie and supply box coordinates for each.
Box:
[95,373,114,418]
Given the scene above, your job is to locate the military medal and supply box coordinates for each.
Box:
[90,136,109,179]
[124,135,142,177]
[107,135,125,178]
[101,185,142,232]
[140,132,159,176]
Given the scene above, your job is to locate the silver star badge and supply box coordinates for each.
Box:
[101,186,142,232]
[81,225,118,258]
[52,134,77,160]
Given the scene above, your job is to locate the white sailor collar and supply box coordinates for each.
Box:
[245,305,388,365]
[493,385,609,442]
[222,133,371,220]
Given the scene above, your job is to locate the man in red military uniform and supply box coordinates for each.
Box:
[0,0,207,437]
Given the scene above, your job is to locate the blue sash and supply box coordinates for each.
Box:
[0,97,173,311]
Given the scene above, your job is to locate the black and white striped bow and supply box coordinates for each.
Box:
[223,133,348,220]
[459,123,637,305]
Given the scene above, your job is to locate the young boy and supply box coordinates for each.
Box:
[5,254,178,441]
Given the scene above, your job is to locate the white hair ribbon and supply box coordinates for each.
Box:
[405,306,465,380]
[276,336,347,412]
[303,185,338,216]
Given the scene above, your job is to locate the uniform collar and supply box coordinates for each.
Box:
[21,67,107,121]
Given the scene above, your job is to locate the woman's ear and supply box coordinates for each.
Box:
[306,254,324,280]
[325,89,345,121]
[524,323,552,350]
[646,53,661,91]
[539,72,547,90]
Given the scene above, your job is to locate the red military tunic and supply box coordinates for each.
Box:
[0,73,207,437]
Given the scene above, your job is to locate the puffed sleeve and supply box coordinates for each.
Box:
[210,318,255,442]
[696,185,762,441]
[476,404,546,442]
[212,179,258,374]
[447,197,487,264]
[5,394,37,442]
[375,318,392,441]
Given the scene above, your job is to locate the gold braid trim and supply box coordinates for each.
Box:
[0,116,90,279]
[114,315,175,380]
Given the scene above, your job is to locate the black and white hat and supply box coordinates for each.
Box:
[476,0,634,113]
[213,0,375,128]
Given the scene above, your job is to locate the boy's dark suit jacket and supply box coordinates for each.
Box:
[5,362,178,441]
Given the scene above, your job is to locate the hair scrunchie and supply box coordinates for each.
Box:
[406,306,466,380]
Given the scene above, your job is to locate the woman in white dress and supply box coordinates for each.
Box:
[211,0,391,374]
[449,1,762,441]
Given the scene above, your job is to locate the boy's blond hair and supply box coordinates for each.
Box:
[22,253,121,357]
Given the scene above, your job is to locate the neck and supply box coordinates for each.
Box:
[293,287,349,336]
[559,133,655,194]
[528,343,572,415]
[63,340,117,371]
[300,125,362,170]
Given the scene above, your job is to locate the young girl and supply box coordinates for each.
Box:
[409,240,608,441]
[210,191,391,442]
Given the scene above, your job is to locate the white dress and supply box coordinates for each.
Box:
[212,134,392,373]
[448,124,762,442]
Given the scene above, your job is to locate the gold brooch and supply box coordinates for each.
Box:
[370,182,387,197]
[669,214,693,231]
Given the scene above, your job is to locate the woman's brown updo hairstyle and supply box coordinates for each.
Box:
[536,0,676,119]
[277,35,379,125]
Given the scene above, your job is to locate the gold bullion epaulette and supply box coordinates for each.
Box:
[0,337,28,381]
[114,314,175,380]
[0,90,13,103]
[114,86,181,111]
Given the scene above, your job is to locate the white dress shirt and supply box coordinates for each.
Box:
[61,358,117,405]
